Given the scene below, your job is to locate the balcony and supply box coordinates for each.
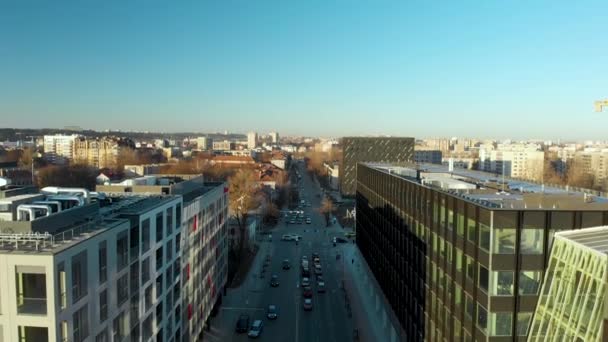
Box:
[16,271,47,315]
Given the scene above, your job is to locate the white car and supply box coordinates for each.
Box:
[248,320,263,338]
[302,277,310,287]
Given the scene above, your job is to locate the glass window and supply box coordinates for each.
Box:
[117,231,128,270]
[117,274,128,305]
[521,229,544,254]
[176,203,182,228]
[446,242,453,264]
[454,318,461,338]
[519,271,542,295]
[98,241,107,284]
[156,247,163,271]
[156,275,163,299]
[73,304,89,342]
[467,204,476,242]
[491,271,514,296]
[432,233,438,253]
[454,284,463,309]
[490,312,512,336]
[142,257,150,284]
[465,294,474,320]
[456,249,463,273]
[479,223,491,252]
[72,251,88,303]
[479,265,489,292]
[457,212,465,237]
[166,207,173,236]
[156,213,163,242]
[477,304,488,333]
[439,238,446,259]
[517,312,533,336]
[142,219,150,252]
[466,256,474,280]
[492,228,516,254]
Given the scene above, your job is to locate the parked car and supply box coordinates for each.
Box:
[301,277,310,287]
[236,314,250,333]
[267,305,278,320]
[303,298,313,311]
[317,281,326,293]
[305,218,311,224]
[248,320,264,338]
[270,274,279,287]
[282,259,291,270]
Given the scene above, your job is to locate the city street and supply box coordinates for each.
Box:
[204,161,356,342]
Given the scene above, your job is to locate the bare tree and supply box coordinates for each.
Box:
[319,196,335,227]
[228,169,260,257]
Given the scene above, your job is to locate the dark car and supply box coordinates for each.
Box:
[282,259,291,270]
[312,252,320,259]
[302,286,313,298]
[303,298,313,311]
[270,274,279,287]
[236,314,250,333]
[267,305,278,320]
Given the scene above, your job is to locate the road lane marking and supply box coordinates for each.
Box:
[220,307,264,311]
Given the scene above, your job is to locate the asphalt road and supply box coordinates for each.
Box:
[204,161,355,342]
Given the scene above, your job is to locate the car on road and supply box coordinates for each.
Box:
[267,305,278,320]
[282,259,291,270]
[270,275,279,287]
[333,237,349,244]
[289,219,296,224]
[302,286,313,298]
[248,320,264,338]
[317,281,326,293]
[312,252,320,259]
[305,218,311,224]
[345,232,356,239]
[303,298,313,311]
[236,314,250,333]
[301,277,310,287]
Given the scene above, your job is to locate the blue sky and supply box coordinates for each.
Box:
[1,1,607,139]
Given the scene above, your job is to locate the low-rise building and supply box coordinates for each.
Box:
[212,140,235,151]
[414,150,442,164]
[323,162,340,190]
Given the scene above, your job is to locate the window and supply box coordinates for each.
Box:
[117,231,128,270]
[156,301,163,323]
[517,312,533,336]
[454,285,463,309]
[465,294,474,320]
[117,274,128,305]
[166,207,173,236]
[98,241,107,284]
[479,265,489,292]
[72,251,88,303]
[156,247,163,271]
[467,204,476,242]
[99,290,108,322]
[95,329,107,342]
[73,304,89,342]
[479,223,491,252]
[145,285,153,312]
[143,314,153,340]
[490,271,514,296]
[176,203,182,227]
[477,304,488,333]
[455,249,463,273]
[520,229,544,254]
[175,233,181,253]
[465,256,474,280]
[156,213,163,242]
[58,262,67,310]
[142,257,150,284]
[156,275,163,299]
[113,311,128,341]
[142,219,151,252]
[490,312,512,336]
[166,265,173,290]
[492,229,516,254]
[166,240,173,261]
[519,271,542,295]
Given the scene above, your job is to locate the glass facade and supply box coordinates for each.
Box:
[355,164,608,341]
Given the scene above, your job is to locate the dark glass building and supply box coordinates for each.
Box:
[356,163,608,341]
[340,137,414,197]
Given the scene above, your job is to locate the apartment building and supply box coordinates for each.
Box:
[479,144,545,182]
[196,137,213,151]
[43,135,79,164]
[528,227,608,341]
[73,136,133,168]
[0,186,182,342]
[356,163,608,341]
[269,132,279,144]
[97,174,228,342]
[341,137,414,196]
[212,140,235,151]
[247,132,258,150]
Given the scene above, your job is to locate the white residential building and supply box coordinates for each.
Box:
[479,144,545,181]
[196,137,212,151]
[247,132,258,149]
[43,134,79,164]
[269,132,279,144]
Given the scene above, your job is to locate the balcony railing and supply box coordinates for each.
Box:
[17,296,47,315]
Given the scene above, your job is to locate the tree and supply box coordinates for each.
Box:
[319,196,335,227]
[37,164,98,190]
[228,169,260,257]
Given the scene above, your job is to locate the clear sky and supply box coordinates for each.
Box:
[1,1,607,140]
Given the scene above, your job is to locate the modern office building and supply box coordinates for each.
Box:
[340,137,414,196]
[247,132,258,149]
[414,150,443,165]
[528,226,608,342]
[98,174,229,341]
[356,163,608,341]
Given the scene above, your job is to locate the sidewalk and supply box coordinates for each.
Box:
[343,243,403,342]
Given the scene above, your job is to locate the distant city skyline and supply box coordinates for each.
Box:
[1,2,607,139]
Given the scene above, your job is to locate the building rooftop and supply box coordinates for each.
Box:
[555,226,608,254]
[367,163,608,210]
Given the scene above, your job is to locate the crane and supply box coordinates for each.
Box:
[595,99,608,112]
